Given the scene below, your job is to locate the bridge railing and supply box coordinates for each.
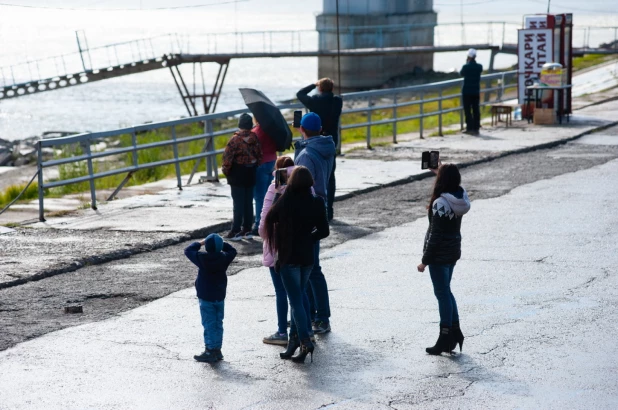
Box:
[35,70,517,221]
[2,21,518,91]
[0,33,182,91]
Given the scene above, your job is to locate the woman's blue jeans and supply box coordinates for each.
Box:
[279,264,313,340]
[428,264,459,327]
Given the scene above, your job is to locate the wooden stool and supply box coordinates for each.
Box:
[491,104,513,127]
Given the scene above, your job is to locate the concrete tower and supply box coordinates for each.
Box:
[317,0,437,90]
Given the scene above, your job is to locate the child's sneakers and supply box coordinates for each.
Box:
[262,332,288,346]
[194,347,222,363]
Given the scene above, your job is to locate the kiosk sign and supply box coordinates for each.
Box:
[518,29,553,103]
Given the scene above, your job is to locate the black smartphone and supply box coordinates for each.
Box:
[421,151,440,169]
[293,110,302,128]
[275,169,288,188]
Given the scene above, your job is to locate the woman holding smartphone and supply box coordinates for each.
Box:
[264,166,329,363]
[259,157,316,347]
[418,163,470,355]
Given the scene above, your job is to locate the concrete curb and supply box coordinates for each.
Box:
[0,222,229,291]
[3,120,617,291]
[334,120,618,200]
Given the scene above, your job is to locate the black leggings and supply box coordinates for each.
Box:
[231,185,254,231]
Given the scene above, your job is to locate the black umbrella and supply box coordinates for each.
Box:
[239,88,292,152]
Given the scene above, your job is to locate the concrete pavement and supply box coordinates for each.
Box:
[1,153,618,409]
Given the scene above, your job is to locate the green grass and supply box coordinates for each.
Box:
[572,54,616,72]
[0,181,41,208]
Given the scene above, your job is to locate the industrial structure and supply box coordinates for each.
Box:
[317,0,437,89]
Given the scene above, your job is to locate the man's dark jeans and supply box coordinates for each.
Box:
[327,157,336,221]
[428,264,459,327]
[308,241,331,323]
[230,185,254,231]
[253,160,275,230]
[463,94,480,131]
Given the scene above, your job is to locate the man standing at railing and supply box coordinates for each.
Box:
[460,49,483,135]
[297,78,342,221]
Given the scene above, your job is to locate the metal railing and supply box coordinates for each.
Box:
[573,26,618,50]
[35,70,517,221]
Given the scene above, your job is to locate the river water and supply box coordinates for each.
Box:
[0,0,616,141]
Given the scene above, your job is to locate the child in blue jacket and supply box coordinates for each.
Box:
[184,234,237,363]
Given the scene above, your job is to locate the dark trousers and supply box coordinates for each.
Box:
[463,94,480,131]
[307,241,331,323]
[327,157,336,221]
[230,185,254,231]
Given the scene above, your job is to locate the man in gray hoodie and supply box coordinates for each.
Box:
[294,112,336,333]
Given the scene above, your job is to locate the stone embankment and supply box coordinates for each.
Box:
[0,132,79,167]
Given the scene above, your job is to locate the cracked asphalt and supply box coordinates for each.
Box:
[1,133,617,409]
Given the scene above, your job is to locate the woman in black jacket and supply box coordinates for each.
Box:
[417,164,471,355]
[265,166,329,363]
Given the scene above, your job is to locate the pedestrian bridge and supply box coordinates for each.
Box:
[1,22,615,115]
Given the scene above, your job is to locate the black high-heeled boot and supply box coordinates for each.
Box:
[425,325,453,355]
[451,322,464,352]
[292,338,315,363]
[280,334,300,359]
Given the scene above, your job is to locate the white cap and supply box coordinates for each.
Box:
[467,48,477,58]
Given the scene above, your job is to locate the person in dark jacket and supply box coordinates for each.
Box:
[297,78,342,221]
[264,166,330,363]
[184,234,237,363]
[294,113,336,335]
[460,48,483,134]
[222,113,263,240]
[417,163,470,356]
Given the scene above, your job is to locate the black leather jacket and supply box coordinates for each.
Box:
[422,188,471,265]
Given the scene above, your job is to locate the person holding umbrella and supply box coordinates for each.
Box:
[222,113,262,240]
[238,88,293,238]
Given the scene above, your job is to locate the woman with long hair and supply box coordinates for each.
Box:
[258,156,315,347]
[417,163,470,355]
[264,166,329,363]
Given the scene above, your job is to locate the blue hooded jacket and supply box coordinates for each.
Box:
[184,242,237,302]
[294,135,336,200]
